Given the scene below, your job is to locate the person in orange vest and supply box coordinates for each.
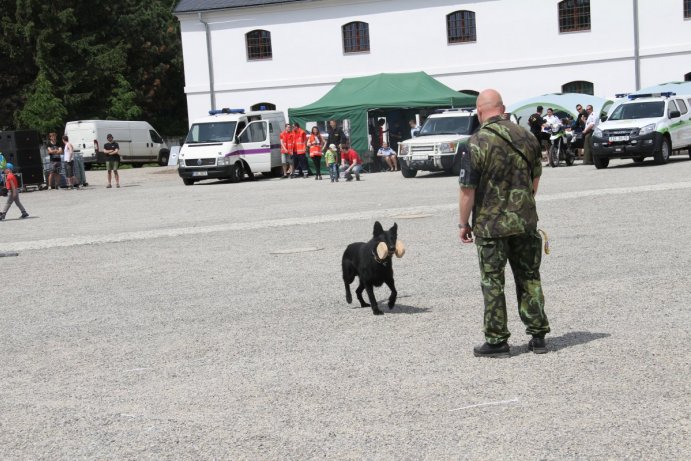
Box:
[307,126,326,180]
[292,122,308,178]
[279,123,294,178]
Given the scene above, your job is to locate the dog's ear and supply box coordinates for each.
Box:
[395,240,405,258]
[373,221,384,237]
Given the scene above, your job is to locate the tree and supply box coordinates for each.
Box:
[1,0,188,135]
[108,74,143,120]
[15,71,67,133]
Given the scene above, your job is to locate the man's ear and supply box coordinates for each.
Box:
[373,221,384,237]
[395,240,405,258]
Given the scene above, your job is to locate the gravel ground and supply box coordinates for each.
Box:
[1,157,689,460]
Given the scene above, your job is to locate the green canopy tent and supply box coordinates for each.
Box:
[288,72,476,158]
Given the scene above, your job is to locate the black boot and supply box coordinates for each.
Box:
[528,336,548,354]
[473,341,510,358]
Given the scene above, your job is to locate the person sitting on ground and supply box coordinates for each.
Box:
[340,144,363,181]
[377,142,398,171]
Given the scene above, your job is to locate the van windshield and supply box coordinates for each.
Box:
[418,116,476,136]
[186,122,237,143]
[608,101,665,120]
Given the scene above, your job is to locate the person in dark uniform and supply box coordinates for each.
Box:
[46,132,63,189]
[325,120,347,161]
[459,89,550,358]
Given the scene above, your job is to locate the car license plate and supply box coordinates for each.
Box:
[192,171,208,177]
[609,136,629,142]
[413,155,428,161]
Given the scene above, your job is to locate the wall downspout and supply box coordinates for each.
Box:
[632,0,641,91]
[198,12,216,110]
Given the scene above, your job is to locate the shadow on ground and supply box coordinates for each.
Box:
[512,330,610,356]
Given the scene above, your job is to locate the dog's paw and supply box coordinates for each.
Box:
[346,293,352,304]
[360,302,371,308]
[372,308,384,315]
[388,302,395,310]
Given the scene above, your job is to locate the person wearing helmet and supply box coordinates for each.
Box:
[1,163,29,220]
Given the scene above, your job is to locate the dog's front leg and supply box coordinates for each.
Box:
[385,276,397,309]
[365,284,383,315]
[355,281,370,308]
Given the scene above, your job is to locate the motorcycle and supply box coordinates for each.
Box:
[547,123,576,167]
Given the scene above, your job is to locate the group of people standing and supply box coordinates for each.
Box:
[528,103,598,164]
[279,120,363,182]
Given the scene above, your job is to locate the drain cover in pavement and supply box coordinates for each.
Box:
[270,247,324,254]
[390,213,432,219]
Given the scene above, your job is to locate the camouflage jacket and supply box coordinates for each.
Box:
[459,115,542,238]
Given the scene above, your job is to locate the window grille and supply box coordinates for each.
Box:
[447,10,476,43]
[342,22,370,53]
[562,80,594,95]
[246,30,272,60]
[558,0,591,33]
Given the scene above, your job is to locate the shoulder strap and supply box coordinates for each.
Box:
[483,125,534,182]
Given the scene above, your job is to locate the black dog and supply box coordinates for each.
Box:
[342,221,404,315]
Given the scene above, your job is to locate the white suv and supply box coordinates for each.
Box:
[592,92,691,168]
[397,110,479,178]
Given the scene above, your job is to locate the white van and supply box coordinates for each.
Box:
[177,108,285,185]
[592,92,691,168]
[64,120,170,169]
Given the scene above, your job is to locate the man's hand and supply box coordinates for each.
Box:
[459,224,473,243]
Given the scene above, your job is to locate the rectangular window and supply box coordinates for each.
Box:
[343,22,370,53]
[247,30,272,60]
[685,0,691,18]
[559,0,591,33]
[447,11,476,43]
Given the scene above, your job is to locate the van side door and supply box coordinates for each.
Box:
[666,100,680,147]
[237,120,270,171]
[673,98,690,148]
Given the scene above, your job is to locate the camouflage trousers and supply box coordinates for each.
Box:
[475,231,550,344]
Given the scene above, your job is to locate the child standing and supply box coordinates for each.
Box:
[0,163,29,220]
[324,144,339,182]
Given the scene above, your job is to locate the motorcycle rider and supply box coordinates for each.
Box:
[542,108,562,129]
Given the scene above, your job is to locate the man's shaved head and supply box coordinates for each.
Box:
[476,89,505,123]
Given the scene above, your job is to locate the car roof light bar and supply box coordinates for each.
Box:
[208,108,245,115]
[628,92,676,100]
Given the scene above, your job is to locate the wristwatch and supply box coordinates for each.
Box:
[458,223,469,229]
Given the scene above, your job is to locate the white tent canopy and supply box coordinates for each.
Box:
[632,81,691,96]
[505,93,613,130]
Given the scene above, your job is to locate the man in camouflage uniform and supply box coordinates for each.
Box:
[459,89,550,358]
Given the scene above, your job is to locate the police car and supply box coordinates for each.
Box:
[592,92,691,168]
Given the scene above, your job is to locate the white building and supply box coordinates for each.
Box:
[174,0,691,122]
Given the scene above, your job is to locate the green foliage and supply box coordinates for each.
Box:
[16,71,67,133]
[0,0,187,136]
[108,74,143,120]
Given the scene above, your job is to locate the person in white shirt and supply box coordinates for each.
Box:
[409,119,420,138]
[377,142,398,171]
[61,135,79,190]
[542,108,562,129]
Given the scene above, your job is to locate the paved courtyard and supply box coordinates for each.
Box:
[1,156,690,459]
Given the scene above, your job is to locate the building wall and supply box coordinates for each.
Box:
[177,0,691,123]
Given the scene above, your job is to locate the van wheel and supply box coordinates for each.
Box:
[593,155,609,169]
[182,178,195,186]
[654,137,671,164]
[230,162,244,183]
[158,149,170,166]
